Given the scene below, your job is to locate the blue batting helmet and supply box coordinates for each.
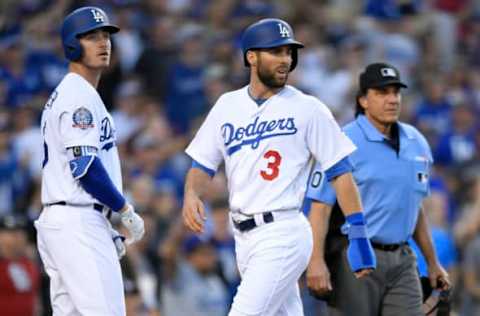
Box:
[61,6,119,61]
[241,18,304,71]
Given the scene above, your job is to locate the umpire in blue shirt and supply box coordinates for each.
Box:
[305,62,451,316]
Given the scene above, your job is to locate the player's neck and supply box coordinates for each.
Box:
[248,76,283,100]
[69,63,102,89]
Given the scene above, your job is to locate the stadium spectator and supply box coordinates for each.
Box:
[160,224,229,316]
[0,214,40,316]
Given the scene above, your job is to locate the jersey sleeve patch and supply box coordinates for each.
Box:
[72,107,95,129]
[69,155,95,180]
[67,146,98,160]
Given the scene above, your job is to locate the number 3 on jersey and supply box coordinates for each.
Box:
[260,150,282,181]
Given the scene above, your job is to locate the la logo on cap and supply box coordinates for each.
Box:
[381,67,396,77]
[277,23,290,38]
[91,9,105,23]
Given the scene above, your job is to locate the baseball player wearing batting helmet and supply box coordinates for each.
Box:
[304,62,450,315]
[183,18,375,316]
[35,6,144,315]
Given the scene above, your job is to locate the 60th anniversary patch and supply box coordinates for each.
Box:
[72,107,94,129]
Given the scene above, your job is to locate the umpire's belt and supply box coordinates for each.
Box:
[371,241,408,252]
[44,201,112,219]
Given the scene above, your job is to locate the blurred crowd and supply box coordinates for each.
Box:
[0,0,479,315]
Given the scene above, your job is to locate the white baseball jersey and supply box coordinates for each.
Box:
[185,85,355,215]
[40,72,122,205]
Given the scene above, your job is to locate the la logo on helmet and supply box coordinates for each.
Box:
[278,23,290,38]
[91,9,105,23]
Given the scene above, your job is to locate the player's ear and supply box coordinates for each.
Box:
[246,50,257,67]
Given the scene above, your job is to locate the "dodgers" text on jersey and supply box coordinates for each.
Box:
[222,116,298,155]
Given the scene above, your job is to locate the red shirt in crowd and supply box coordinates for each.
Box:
[0,257,40,316]
[435,0,469,13]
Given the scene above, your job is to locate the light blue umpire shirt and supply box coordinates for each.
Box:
[306,114,433,244]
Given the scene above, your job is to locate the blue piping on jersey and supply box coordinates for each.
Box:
[247,87,268,107]
[191,160,215,177]
[325,157,353,181]
[253,98,267,106]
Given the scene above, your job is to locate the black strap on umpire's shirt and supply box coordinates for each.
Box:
[384,122,400,155]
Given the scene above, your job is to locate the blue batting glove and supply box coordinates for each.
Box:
[342,212,376,272]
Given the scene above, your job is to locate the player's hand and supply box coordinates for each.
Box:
[427,262,451,291]
[120,204,145,245]
[354,268,374,279]
[182,191,206,233]
[109,227,126,259]
[306,257,332,298]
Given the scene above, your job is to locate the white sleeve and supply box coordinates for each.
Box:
[306,104,356,172]
[185,104,223,171]
[59,103,100,149]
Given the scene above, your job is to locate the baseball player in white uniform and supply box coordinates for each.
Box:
[183,18,376,316]
[35,7,144,315]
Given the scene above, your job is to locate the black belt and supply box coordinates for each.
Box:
[45,201,111,218]
[371,241,407,252]
[233,212,274,232]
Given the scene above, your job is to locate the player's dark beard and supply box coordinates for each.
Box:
[257,64,288,89]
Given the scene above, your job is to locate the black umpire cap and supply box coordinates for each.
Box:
[355,62,407,116]
[359,62,408,92]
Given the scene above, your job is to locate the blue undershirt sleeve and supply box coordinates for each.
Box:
[71,156,126,212]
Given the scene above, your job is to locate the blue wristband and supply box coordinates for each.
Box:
[343,212,376,272]
[341,212,366,235]
[346,212,365,225]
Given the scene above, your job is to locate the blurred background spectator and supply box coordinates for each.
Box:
[0,214,39,316]
[1,0,479,315]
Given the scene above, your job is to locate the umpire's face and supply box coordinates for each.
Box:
[359,85,402,126]
[248,45,292,88]
[78,29,112,69]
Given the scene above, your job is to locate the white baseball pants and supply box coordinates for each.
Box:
[35,204,125,316]
[229,211,313,316]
